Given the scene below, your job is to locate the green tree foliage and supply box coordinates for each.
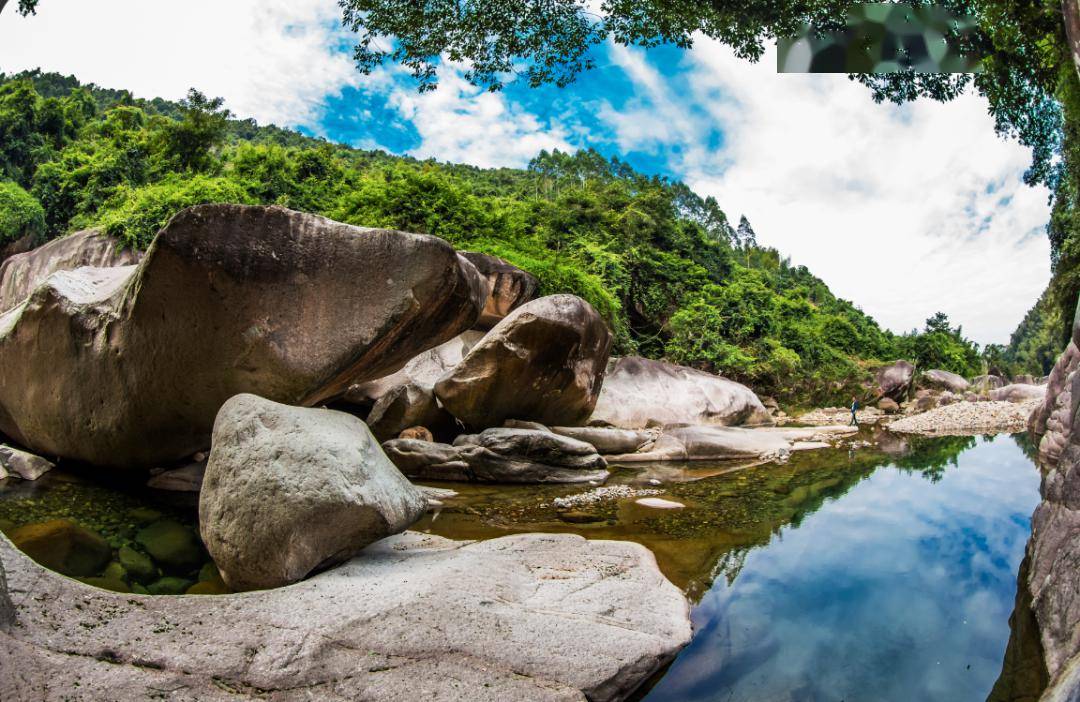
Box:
[0,180,45,244]
[0,71,983,406]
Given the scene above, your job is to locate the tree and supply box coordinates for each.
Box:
[0,0,39,15]
[160,89,230,172]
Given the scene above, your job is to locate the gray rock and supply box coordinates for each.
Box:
[145,461,205,492]
[0,530,691,702]
[605,425,855,462]
[920,369,970,393]
[874,360,915,402]
[200,394,427,591]
[1031,341,1080,468]
[972,374,1006,391]
[435,295,613,429]
[384,428,609,484]
[0,205,487,468]
[877,397,900,414]
[461,251,540,329]
[588,356,772,430]
[991,383,1047,403]
[0,444,53,480]
[549,426,658,454]
[0,229,140,314]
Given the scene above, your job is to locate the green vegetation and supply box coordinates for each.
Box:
[0,71,984,405]
[0,179,44,245]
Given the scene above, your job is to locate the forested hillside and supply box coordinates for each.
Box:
[0,70,984,405]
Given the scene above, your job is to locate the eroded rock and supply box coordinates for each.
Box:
[0,530,691,702]
[588,357,771,430]
[199,394,426,591]
[0,205,487,468]
[873,360,915,402]
[921,369,970,393]
[461,251,540,329]
[435,295,612,428]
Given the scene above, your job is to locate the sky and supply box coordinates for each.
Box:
[0,0,1053,345]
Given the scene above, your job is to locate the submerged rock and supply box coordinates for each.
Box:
[435,294,613,429]
[588,356,772,430]
[117,545,156,584]
[0,204,487,468]
[0,530,690,702]
[135,519,203,574]
[9,518,111,577]
[0,228,140,314]
[0,444,53,481]
[461,251,540,329]
[384,428,609,484]
[200,394,426,591]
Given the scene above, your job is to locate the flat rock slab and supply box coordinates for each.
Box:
[0,531,690,702]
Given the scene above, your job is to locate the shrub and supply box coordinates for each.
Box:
[0,179,45,244]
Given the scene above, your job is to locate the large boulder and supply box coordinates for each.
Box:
[199,394,426,591]
[0,529,691,702]
[0,205,488,468]
[588,356,772,430]
[434,294,613,428]
[0,229,141,313]
[344,332,484,441]
[991,383,1047,403]
[1031,341,1080,467]
[461,251,540,329]
[549,426,659,455]
[873,360,915,402]
[920,369,970,393]
[384,427,609,484]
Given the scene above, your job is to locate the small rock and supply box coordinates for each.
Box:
[118,545,158,583]
[103,561,127,581]
[399,426,434,442]
[79,576,132,593]
[136,520,204,573]
[635,498,685,510]
[147,576,195,595]
[0,444,54,480]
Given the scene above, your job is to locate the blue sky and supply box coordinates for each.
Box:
[0,0,1053,344]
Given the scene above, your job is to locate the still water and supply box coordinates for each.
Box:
[0,430,1044,700]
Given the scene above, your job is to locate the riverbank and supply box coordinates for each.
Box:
[886,400,1040,435]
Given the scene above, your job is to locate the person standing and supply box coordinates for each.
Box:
[849,396,859,426]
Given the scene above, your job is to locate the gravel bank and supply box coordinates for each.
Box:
[886,400,1041,435]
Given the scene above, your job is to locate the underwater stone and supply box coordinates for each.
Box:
[147,576,195,595]
[135,520,203,573]
[9,518,111,577]
[78,576,131,593]
[117,545,157,583]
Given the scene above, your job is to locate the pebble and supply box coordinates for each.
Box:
[887,399,1041,435]
[552,486,662,509]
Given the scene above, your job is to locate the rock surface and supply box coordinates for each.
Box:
[1031,339,1080,467]
[461,251,540,329]
[0,530,690,701]
[0,229,140,313]
[921,369,970,393]
[199,394,427,591]
[991,383,1047,403]
[435,295,612,428]
[0,445,53,480]
[589,356,771,430]
[550,426,659,455]
[972,374,1007,391]
[0,205,487,468]
[604,425,855,463]
[8,519,111,577]
[384,428,609,483]
[873,360,915,402]
[146,461,205,492]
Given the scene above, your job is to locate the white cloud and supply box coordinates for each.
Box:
[0,0,359,127]
[600,40,1051,344]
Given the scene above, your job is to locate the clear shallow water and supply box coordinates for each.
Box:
[640,434,1041,702]
[0,430,1045,699]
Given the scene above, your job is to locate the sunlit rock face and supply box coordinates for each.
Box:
[460,251,540,329]
[0,530,691,701]
[873,360,915,403]
[920,369,970,393]
[0,204,487,468]
[1024,299,1080,699]
[0,229,141,314]
[434,294,613,429]
[588,356,772,430]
